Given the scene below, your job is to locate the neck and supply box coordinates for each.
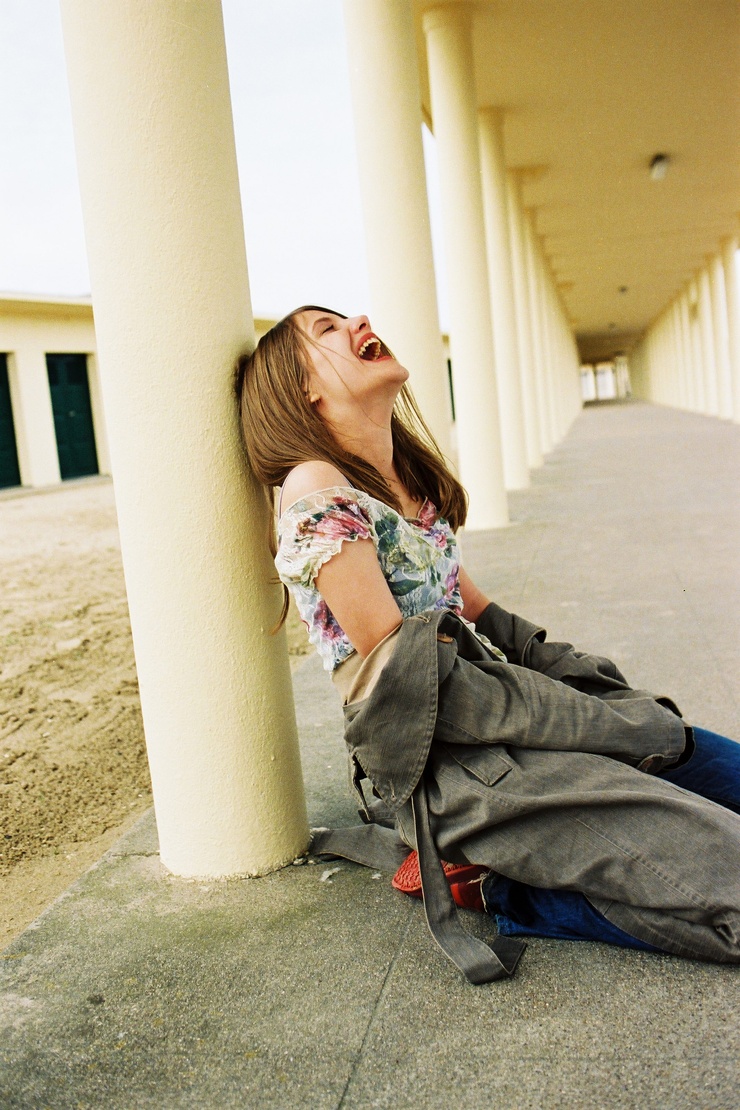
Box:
[328,400,417,510]
[333,413,395,482]
[344,428,422,517]
[319,384,421,511]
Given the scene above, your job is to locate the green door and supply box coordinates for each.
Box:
[0,355,21,489]
[46,354,99,480]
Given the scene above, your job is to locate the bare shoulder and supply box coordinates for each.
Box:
[280,460,350,513]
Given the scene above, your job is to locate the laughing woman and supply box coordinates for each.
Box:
[236,306,740,984]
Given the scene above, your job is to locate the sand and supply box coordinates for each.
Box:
[0,478,309,948]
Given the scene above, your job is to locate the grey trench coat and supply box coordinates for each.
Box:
[315,603,740,979]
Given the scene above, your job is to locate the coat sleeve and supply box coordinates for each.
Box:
[473,600,683,717]
[436,652,688,770]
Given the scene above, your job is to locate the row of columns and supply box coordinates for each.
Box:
[630,238,740,423]
[58,0,583,879]
[344,1,581,531]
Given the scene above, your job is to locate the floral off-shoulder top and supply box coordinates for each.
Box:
[276,485,504,672]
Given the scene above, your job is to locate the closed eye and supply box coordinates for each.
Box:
[311,315,337,336]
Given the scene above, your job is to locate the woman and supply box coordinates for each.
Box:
[237,306,740,983]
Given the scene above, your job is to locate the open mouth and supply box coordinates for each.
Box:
[357,335,392,361]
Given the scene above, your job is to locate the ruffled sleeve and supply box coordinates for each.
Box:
[276,488,376,590]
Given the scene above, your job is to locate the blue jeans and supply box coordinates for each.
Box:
[482,727,740,951]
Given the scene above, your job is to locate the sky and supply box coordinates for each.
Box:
[0,0,449,326]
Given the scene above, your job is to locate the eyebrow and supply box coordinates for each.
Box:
[311,315,334,333]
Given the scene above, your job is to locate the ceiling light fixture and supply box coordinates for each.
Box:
[650,154,670,181]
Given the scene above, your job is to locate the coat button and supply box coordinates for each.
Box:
[637,754,663,774]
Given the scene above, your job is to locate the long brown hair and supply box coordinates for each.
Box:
[235,305,467,619]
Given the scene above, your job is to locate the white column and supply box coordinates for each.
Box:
[478,108,528,489]
[423,6,508,528]
[536,250,559,444]
[652,321,662,403]
[640,334,653,402]
[653,315,663,402]
[697,266,719,415]
[342,0,452,457]
[5,347,61,487]
[564,311,583,424]
[628,345,643,400]
[720,236,740,423]
[659,308,670,405]
[570,333,583,418]
[548,275,563,435]
[506,171,542,469]
[553,287,575,434]
[614,355,629,399]
[523,209,553,454]
[678,297,691,408]
[678,290,696,412]
[86,354,111,475]
[666,301,681,408]
[688,279,706,412]
[708,253,733,419]
[666,308,677,404]
[60,0,307,877]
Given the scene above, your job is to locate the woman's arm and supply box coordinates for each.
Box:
[457,565,491,625]
[316,539,403,657]
[281,461,403,658]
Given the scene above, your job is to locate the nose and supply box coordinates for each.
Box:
[347,314,371,334]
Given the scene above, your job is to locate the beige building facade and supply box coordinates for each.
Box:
[0,294,106,490]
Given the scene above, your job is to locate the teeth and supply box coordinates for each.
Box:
[358,336,381,360]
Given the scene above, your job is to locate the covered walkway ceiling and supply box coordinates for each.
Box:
[413,0,740,362]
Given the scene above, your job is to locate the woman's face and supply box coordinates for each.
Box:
[295,310,409,417]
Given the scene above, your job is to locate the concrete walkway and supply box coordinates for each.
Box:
[2,401,739,1109]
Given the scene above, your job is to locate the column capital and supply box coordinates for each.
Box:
[422,4,473,36]
[516,164,549,184]
[478,104,505,125]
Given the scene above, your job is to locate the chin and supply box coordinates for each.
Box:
[388,359,409,382]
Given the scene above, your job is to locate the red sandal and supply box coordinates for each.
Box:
[391,850,488,912]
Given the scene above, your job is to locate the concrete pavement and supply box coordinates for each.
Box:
[2,400,739,1108]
